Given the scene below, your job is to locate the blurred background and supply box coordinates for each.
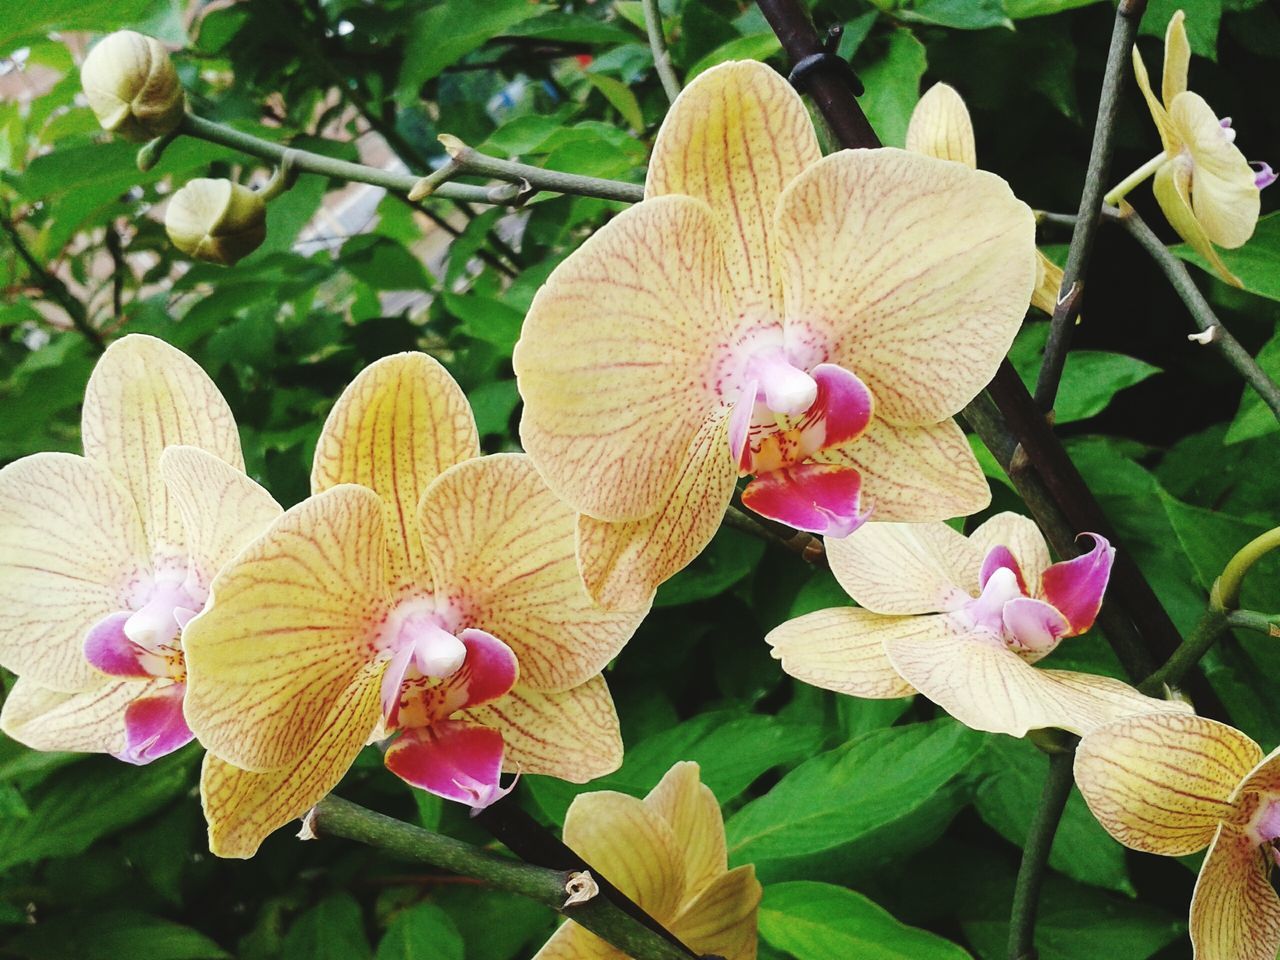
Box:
[1,1,1278,958]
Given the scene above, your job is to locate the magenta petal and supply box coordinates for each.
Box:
[728,378,758,468]
[810,363,874,449]
[742,463,870,538]
[85,612,152,679]
[117,684,193,765]
[384,720,512,810]
[426,628,519,721]
[1039,533,1115,635]
[979,545,1027,594]
[1253,161,1277,190]
[1002,597,1071,656]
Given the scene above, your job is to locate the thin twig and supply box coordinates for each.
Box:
[1117,210,1280,423]
[0,213,105,351]
[312,796,695,960]
[1034,0,1149,411]
[723,504,826,565]
[642,0,681,103]
[105,222,125,321]
[1007,748,1076,960]
[433,135,644,203]
[1138,606,1230,696]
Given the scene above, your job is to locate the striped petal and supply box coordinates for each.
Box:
[532,922,623,960]
[1074,713,1261,857]
[159,446,282,597]
[815,417,991,523]
[884,630,1188,737]
[182,485,389,772]
[1031,250,1065,316]
[0,452,149,692]
[563,790,685,921]
[1162,10,1190,106]
[311,353,479,586]
[418,454,645,693]
[1171,92,1261,250]
[825,521,980,615]
[670,865,761,960]
[905,83,977,169]
[80,335,242,557]
[766,607,924,699]
[516,195,733,524]
[1153,159,1242,286]
[0,675,152,754]
[645,59,821,319]
[1189,824,1280,960]
[465,677,622,783]
[775,148,1036,424]
[644,761,727,898]
[200,662,383,858]
[969,512,1053,588]
[577,414,736,611]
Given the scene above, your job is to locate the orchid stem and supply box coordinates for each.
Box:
[642,0,682,104]
[1138,606,1230,696]
[435,135,644,203]
[1034,0,1149,413]
[1102,151,1166,206]
[310,796,694,960]
[1225,608,1280,636]
[723,503,826,565]
[1007,748,1076,960]
[1116,210,1280,424]
[1216,527,1280,610]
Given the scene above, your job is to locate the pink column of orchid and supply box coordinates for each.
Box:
[0,335,280,764]
[514,59,1038,610]
[181,353,648,858]
[768,513,1186,736]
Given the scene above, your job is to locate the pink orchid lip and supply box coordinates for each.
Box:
[384,720,515,811]
[1038,533,1114,636]
[979,545,1027,595]
[741,462,871,538]
[117,683,194,765]
[1250,798,1280,859]
[86,572,204,681]
[1253,162,1277,190]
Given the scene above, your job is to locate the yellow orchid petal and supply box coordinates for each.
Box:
[815,417,991,523]
[646,59,821,318]
[466,676,622,782]
[904,83,977,169]
[1234,743,1280,800]
[516,195,732,525]
[577,414,736,611]
[883,629,1187,737]
[312,353,479,585]
[200,663,383,859]
[531,922,624,960]
[669,865,761,960]
[774,149,1036,425]
[1153,159,1243,286]
[644,761,727,897]
[159,446,282,597]
[563,790,685,921]
[418,453,645,693]
[825,521,980,615]
[766,607,923,699]
[968,511,1053,588]
[0,452,149,692]
[1132,44,1180,154]
[1162,10,1190,106]
[0,675,153,754]
[81,335,243,556]
[1189,824,1280,960]
[1031,250,1065,316]
[183,484,389,772]
[1170,92,1261,249]
[1074,713,1262,857]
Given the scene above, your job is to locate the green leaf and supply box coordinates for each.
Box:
[3,911,229,960]
[444,291,525,356]
[339,235,432,292]
[502,13,637,45]
[583,73,645,133]
[656,527,765,607]
[726,719,985,880]
[469,379,520,437]
[974,737,1133,895]
[282,895,372,960]
[376,904,463,960]
[857,31,928,148]
[686,34,784,81]
[1005,0,1104,17]
[896,0,1011,31]
[397,0,545,103]
[1140,0,1222,58]
[760,882,972,960]
[0,0,154,49]
[1173,211,1280,301]
[1225,329,1280,443]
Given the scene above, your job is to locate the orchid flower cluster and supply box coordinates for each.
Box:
[2,15,1277,959]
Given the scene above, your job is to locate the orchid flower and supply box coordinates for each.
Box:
[0,335,280,764]
[1076,713,1280,960]
[182,353,646,858]
[533,762,760,960]
[1110,10,1273,286]
[767,513,1187,736]
[514,60,1037,610]
[906,82,1068,318]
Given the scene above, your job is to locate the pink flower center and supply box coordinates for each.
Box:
[945,548,1070,660]
[85,568,204,681]
[377,599,467,727]
[1248,796,1280,866]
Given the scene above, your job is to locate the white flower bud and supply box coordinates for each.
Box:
[81,31,184,142]
[165,179,267,266]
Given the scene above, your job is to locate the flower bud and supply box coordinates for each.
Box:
[165,179,267,266]
[81,31,185,142]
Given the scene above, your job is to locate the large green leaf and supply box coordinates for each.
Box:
[856,31,928,148]
[760,882,972,960]
[376,904,463,960]
[4,911,229,960]
[282,895,372,960]
[895,0,1010,30]
[1172,211,1280,300]
[0,0,156,49]
[1225,329,1280,443]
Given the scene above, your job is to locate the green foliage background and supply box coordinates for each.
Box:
[1,1,1278,958]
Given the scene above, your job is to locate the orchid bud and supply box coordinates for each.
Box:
[165,179,267,266]
[81,31,184,142]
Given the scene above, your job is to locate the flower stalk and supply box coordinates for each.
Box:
[642,0,682,104]
[1007,748,1077,960]
[1103,151,1166,205]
